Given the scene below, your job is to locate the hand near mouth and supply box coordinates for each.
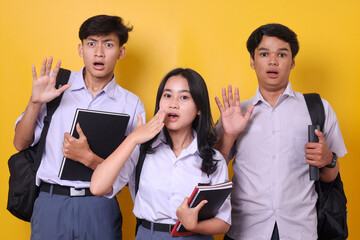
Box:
[128,109,165,145]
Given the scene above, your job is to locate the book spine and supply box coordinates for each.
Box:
[176,187,200,232]
[188,187,199,205]
[189,190,200,208]
[176,223,182,231]
[58,109,79,178]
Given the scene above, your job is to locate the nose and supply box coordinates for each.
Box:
[95,45,104,57]
[169,99,179,109]
[268,56,278,66]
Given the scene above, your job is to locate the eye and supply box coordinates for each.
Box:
[87,42,95,47]
[260,52,268,57]
[163,93,171,98]
[279,53,286,57]
[105,43,113,47]
[180,95,189,100]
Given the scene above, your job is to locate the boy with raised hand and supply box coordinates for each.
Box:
[13,15,145,240]
[215,23,346,240]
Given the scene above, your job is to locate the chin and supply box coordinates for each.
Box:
[91,71,112,79]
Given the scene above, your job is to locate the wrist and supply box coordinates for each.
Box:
[325,152,337,168]
[126,133,141,146]
[222,132,238,141]
[182,221,197,232]
[86,150,102,170]
[23,99,43,120]
[29,96,44,107]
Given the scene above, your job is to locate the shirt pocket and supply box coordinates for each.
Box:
[191,176,210,187]
[290,129,308,165]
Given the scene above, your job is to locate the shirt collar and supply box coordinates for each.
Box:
[152,129,199,156]
[282,82,295,98]
[252,82,296,106]
[69,67,118,99]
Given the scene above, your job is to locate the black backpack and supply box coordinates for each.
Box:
[304,93,348,240]
[7,68,71,221]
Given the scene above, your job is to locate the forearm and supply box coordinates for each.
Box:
[190,218,230,235]
[84,152,104,170]
[214,133,237,161]
[13,100,43,151]
[90,134,138,196]
[320,162,340,183]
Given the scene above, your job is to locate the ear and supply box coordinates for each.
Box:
[250,56,255,69]
[197,110,200,116]
[118,46,126,60]
[78,43,83,58]
[291,58,295,69]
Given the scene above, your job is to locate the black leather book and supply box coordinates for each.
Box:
[58,108,129,181]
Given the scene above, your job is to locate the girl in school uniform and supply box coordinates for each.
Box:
[91,68,233,239]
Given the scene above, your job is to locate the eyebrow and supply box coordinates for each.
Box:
[278,47,290,51]
[258,47,289,52]
[163,88,191,93]
[87,38,115,42]
[103,39,115,42]
[88,38,99,42]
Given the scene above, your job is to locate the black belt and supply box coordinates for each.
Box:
[141,219,175,233]
[40,182,93,197]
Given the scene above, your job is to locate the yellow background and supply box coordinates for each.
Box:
[1,0,359,239]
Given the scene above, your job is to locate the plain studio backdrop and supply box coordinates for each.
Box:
[1,1,359,239]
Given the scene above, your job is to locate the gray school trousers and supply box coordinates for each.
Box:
[136,224,215,240]
[30,191,122,240]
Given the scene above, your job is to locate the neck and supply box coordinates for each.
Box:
[259,86,287,107]
[168,128,194,157]
[83,72,113,97]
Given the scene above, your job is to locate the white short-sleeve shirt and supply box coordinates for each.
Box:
[217,83,347,240]
[110,130,232,225]
[16,68,145,188]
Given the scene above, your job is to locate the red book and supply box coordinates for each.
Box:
[170,181,233,236]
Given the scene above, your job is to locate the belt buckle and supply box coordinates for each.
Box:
[70,187,85,196]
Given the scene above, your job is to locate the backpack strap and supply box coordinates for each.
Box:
[304,93,325,181]
[135,143,147,234]
[135,144,146,195]
[33,68,71,170]
[303,93,325,131]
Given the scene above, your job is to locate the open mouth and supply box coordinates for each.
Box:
[93,62,105,69]
[266,70,279,78]
[168,113,179,121]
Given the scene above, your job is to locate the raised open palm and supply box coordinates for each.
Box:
[31,57,70,104]
[215,85,254,137]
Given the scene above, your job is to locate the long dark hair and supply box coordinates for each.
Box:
[142,68,218,176]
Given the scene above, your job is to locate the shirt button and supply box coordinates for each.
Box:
[272,156,276,160]
[272,130,276,135]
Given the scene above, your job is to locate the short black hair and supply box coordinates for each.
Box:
[247,23,299,59]
[79,15,133,46]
